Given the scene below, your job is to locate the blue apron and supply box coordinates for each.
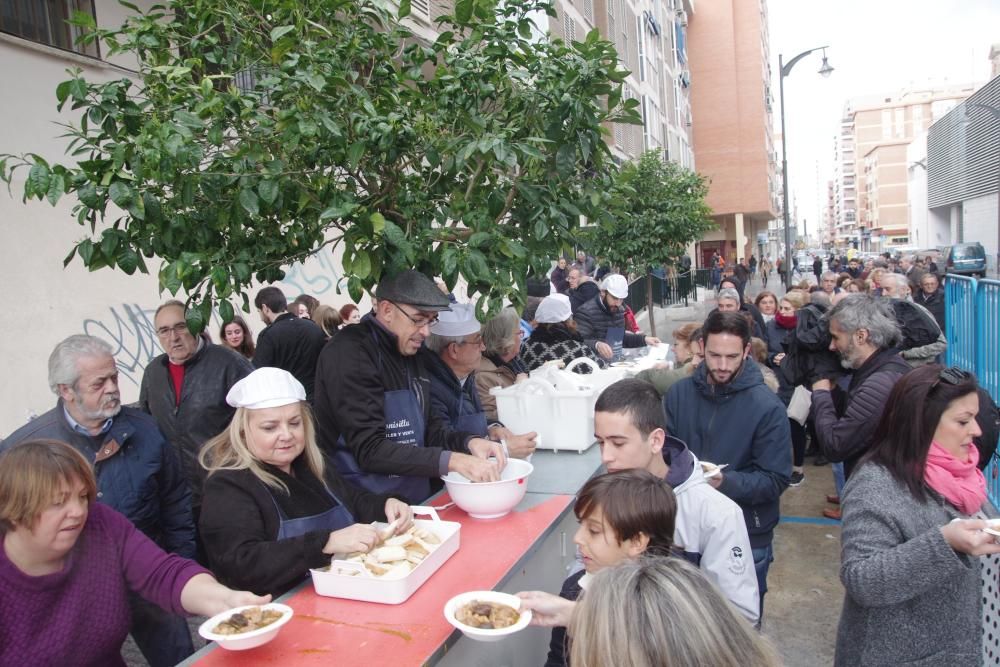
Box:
[332,331,432,503]
[606,326,626,361]
[269,483,355,541]
[453,384,489,436]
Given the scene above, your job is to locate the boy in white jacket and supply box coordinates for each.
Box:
[594,378,760,625]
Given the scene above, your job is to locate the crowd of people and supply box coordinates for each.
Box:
[1,249,999,666]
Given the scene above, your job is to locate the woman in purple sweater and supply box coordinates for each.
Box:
[0,439,269,666]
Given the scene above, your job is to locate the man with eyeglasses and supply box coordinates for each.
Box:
[422,304,537,461]
[139,300,253,518]
[313,270,507,504]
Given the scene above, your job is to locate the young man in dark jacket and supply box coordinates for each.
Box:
[253,286,327,401]
[574,273,660,361]
[663,311,790,619]
[4,335,197,667]
[809,295,909,480]
[312,270,505,504]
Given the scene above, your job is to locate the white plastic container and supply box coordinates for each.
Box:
[442,459,532,519]
[309,506,460,604]
[491,378,596,453]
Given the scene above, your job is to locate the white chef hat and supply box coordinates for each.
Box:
[601,274,629,299]
[535,294,573,324]
[430,302,481,337]
[226,367,306,409]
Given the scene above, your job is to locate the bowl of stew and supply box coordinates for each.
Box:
[197,603,294,651]
[443,591,532,642]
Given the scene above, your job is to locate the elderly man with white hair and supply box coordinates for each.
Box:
[1,335,197,667]
[422,304,537,460]
[574,274,660,360]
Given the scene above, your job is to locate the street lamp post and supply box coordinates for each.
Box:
[779,47,833,289]
[963,102,1000,276]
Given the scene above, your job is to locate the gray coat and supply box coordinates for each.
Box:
[836,462,993,666]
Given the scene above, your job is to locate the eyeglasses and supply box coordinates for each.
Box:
[390,301,439,328]
[453,336,484,347]
[155,323,189,338]
[930,366,973,392]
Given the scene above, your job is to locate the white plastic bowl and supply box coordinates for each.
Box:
[442,459,533,519]
[444,591,532,642]
[198,603,294,651]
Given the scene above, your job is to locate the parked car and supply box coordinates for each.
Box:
[944,242,987,278]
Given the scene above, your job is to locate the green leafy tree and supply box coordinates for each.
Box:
[1,0,640,330]
[587,150,715,336]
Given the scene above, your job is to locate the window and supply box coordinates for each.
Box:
[0,0,98,56]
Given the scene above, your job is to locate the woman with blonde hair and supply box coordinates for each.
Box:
[311,304,342,339]
[569,557,780,667]
[199,368,412,596]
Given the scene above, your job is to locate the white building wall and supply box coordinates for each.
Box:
[963,193,1000,267]
[0,1,362,434]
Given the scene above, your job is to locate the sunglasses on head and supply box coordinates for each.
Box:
[930,366,973,392]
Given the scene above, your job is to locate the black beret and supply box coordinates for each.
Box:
[375,269,452,311]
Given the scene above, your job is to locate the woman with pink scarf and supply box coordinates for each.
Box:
[835,364,1000,667]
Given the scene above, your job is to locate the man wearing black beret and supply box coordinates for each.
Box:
[313,270,505,503]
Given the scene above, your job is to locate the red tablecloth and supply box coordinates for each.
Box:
[193,494,572,666]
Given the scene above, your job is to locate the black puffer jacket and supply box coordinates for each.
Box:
[574,295,646,353]
[776,303,842,387]
[139,342,253,507]
[809,347,910,478]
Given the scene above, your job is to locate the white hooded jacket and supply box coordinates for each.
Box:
[663,436,761,625]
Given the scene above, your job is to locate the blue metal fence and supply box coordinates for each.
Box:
[976,280,1000,404]
[945,275,978,370]
[945,275,1000,507]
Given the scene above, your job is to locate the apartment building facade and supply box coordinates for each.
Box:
[684,0,778,268]
[534,0,696,168]
[834,85,973,251]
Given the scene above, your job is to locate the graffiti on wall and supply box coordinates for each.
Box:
[79,251,350,388]
[276,249,350,298]
[82,303,163,389]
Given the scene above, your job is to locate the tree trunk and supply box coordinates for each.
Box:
[646,272,656,338]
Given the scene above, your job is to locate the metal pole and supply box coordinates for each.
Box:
[779,54,793,290]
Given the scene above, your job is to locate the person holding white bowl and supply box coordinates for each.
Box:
[0,439,268,666]
[199,368,413,597]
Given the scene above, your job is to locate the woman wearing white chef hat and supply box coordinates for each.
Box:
[198,367,413,596]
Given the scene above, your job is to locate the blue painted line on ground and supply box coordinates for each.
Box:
[780,515,841,526]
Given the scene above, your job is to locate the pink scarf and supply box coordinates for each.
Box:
[924,441,986,515]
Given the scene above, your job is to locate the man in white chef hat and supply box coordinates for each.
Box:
[422,303,537,460]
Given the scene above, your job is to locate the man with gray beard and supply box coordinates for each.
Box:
[808,296,910,480]
[0,334,197,667]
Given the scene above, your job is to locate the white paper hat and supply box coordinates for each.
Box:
[601,274,629,299]
[535,294,573,323]
[430,302,481,337]
[226,367,306,409]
